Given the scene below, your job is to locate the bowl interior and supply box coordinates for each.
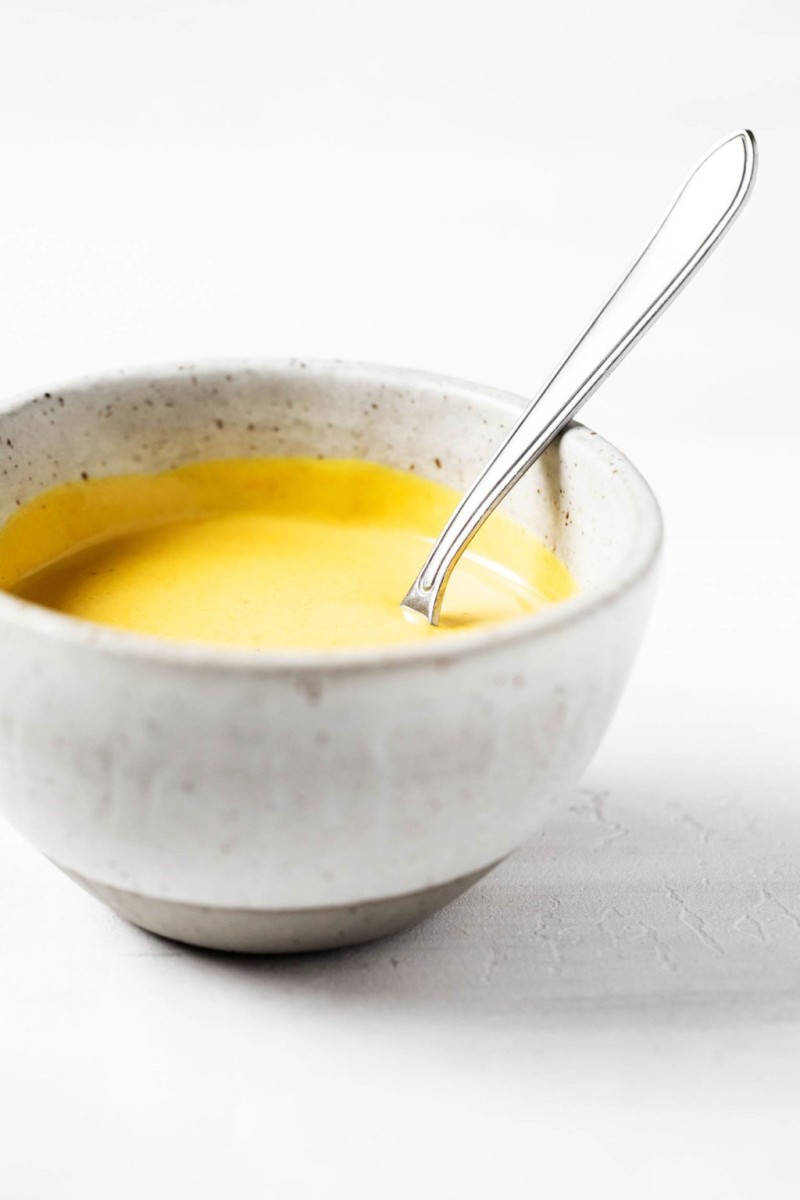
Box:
[0,359,660,599]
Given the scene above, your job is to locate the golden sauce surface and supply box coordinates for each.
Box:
[0,458,576,650]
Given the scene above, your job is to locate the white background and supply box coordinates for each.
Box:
[1,1,799,1196]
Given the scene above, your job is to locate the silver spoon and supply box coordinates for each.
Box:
[402,130,757,625]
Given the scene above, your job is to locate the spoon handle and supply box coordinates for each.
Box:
[402,129,757,624]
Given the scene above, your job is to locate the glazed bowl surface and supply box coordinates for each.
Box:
[0,360,662,951]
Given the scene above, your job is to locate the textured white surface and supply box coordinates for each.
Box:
[1,0,799,1196]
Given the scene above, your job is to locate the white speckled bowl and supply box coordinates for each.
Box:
[0,360,661,952]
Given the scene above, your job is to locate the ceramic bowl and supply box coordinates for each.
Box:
[0,360,662,952]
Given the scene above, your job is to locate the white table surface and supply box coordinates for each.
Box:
[1,2,799,1196]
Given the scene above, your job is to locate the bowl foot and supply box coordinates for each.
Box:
[59,863,497,953]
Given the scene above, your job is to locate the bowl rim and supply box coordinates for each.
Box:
[0,357,664,673]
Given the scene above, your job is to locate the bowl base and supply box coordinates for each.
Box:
[59,863,497,953]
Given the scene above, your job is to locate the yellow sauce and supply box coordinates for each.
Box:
[0,458,576,650]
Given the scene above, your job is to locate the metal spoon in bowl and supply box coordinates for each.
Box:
[401,130,757,625]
